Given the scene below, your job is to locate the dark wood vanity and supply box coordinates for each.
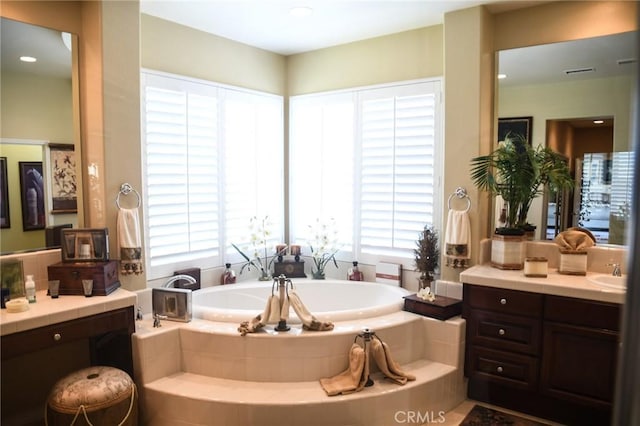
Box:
[463,283,621,425]
[0,290,136,425]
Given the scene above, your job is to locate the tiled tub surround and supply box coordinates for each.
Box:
[132,311,466,426]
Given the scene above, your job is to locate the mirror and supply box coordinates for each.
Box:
[497,31,636,246]
[0,17,82,254]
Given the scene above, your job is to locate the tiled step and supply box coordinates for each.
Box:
[141,359,464,426]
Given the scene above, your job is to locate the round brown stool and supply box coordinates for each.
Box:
[46,366,137,426]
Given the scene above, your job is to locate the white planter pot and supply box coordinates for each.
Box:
[491,234,525,270]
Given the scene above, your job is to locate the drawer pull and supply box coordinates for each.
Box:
[496,366,503,373]
[53,333,62,341]
[498,328,505,336]
[500,298,507,305]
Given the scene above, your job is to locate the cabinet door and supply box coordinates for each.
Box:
[540,322,618,408]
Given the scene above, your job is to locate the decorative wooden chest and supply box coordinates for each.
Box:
[47,260,120,296]
[403,294,462,320]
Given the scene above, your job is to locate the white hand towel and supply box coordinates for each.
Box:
[445,209,471,269]
[117,207,143,275]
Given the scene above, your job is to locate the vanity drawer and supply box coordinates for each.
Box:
[467,346,539,390]
[467,309,541,355]
[464,284,543,317]
[544,295,621,331]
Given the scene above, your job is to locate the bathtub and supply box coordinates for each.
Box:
[192,279,410,323]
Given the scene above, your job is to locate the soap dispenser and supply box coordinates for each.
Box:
[348,261,364,281]
[25,275,36,303]
[220,263,236,284]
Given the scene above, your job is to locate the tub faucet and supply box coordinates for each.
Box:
[609,263,622,277]
[163,274,197,288]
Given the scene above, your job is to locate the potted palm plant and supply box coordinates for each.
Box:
[470,132,572,269]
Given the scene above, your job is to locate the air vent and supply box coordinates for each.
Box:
[617,58,637,66]
[564,67,595,75]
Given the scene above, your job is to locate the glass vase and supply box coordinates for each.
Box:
[258,270,272,281]
[312,269,325,280]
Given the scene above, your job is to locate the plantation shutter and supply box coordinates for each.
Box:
[358,82,439,257]
[142,73,219,276]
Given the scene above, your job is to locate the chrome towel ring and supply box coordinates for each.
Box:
[447,187,471,212]
[116,183,141,209]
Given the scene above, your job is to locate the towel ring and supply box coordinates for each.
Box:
[447,187,471,212]
[116,183,141,209]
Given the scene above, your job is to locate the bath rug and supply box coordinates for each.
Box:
[320,343,368,396]
[117,207,144,275]
[445,209,471,269]
[460,405,551,426]
[370,337,415,385]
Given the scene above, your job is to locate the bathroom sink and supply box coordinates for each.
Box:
[587,274,627,290]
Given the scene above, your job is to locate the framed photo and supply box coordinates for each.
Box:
[498,116,533,145]
[49,144,78,213]
[19,161,45,231]
[1,259,25,299]
[0,157,9,229]
[61,228,110,262]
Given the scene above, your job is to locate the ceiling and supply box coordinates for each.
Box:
[139,0,526,56]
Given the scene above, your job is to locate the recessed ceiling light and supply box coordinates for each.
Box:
[290,6,313,17]
[20,56,37,63]
[497,74,507,79]
[593,120,604,124]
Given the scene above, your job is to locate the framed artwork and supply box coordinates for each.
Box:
[1,259,25,299]
[49,144,78,213]
[498,116,533,145]
[19,161,45,231]
[61,228,110,262]
[0,157,9,229]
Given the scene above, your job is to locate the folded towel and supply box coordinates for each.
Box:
[554,227,596,252]
[370,338,416,385]
[238,295,275,336]
[289,291,334,331]
[320,343,368,396]
[444,209,471,269]
[117,208,143,275]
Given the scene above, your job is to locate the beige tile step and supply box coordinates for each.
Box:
[142,358,464,426]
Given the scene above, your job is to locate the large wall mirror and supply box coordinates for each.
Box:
[497,31,636,247]
[0,17,83,254]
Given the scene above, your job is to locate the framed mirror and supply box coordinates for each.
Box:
[0,17,83,254]
[497,31,636,246]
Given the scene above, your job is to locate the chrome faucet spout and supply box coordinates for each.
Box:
[609,263,622,277]
[163,274,197,288]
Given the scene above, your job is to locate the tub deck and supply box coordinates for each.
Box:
[133,310,466,425]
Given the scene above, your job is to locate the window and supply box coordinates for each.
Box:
[289,80,442,264]
[141,71,283,279]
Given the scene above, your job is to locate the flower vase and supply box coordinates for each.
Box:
[312,270,325,280]
[418,272,434,291]
[258,270,272,281]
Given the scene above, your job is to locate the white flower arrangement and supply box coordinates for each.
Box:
[232,216,286,280]
[308,218,340,278]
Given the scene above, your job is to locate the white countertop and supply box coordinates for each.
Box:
[0,288,137,336]
[460,264,625,304]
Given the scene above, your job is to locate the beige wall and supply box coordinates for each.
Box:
[141,14,287,95]
[287,26,443,95]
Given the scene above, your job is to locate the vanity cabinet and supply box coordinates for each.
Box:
[463,284,621,425]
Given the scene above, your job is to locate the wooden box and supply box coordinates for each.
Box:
[403,294,462,320]
[47,260,120,296]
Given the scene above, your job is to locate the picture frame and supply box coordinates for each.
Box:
[0,157,9,229]
[61,228,110,262]
[19,161,45,231]
[1,259,25,299]
[49,143,78,213]
[498,116,533,145]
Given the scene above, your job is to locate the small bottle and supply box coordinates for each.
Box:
[348,261,364,281]
[220,263,236,285]
[25,275,36,303]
